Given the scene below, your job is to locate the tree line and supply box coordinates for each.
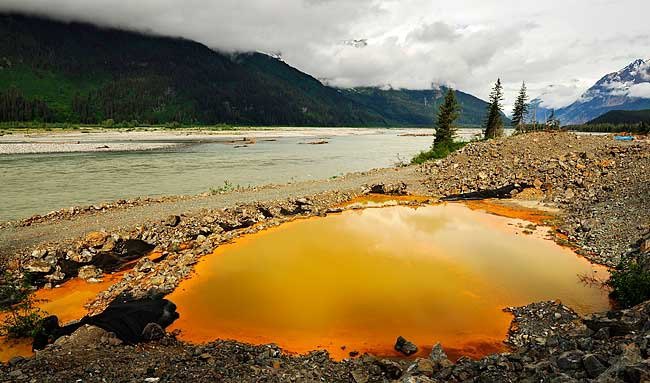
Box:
[0,87,53,122]
[413,78,564,164]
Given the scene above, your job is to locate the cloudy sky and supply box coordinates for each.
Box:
[1,0,649,109]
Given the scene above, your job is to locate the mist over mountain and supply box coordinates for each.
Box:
[534,59,650,125]
[0,13,502,127]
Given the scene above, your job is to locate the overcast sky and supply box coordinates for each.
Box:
[1,0,649,110]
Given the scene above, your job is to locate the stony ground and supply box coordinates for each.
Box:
[1,131,649,382]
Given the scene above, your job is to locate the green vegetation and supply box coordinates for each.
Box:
[411,141,467,164]
[340,87,510,127]
[433,89,460,146]
[483,79,505,139]
[565,122,650,134]
[210,180,241,195]
[0,14,507,128]
[0,14,385,127]
[511,82,529,133]
[609,262,650,308]
[0,274,46,339]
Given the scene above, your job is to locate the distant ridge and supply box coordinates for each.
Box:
[588,109,650,125]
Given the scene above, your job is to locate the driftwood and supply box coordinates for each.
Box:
[441,184,531,201]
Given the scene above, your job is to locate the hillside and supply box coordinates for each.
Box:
[0,13,499,128]
[0,13,386,126]
[588,109,650,124]
[340,87,509,126]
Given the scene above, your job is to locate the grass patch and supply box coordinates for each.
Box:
[210,180,240,195]
[411,141,467,165]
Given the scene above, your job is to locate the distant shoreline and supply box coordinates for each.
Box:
[0,127,439,155]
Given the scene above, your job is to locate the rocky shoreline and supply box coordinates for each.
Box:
[1,132,649,382]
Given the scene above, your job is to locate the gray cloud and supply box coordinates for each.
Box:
[0,0,649,108]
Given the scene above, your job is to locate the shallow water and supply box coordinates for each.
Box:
[0,131,441,221]
[168,203,610,360]
[0,275,120,362]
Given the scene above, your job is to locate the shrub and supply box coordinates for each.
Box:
[411,141,466,165]
[608,262,650,308]
[101,119,115,128]
[0,274,47,339]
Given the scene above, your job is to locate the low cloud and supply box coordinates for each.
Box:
[0,0,649,105]
[628,83,650,98]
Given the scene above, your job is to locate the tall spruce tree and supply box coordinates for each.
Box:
[484,78,504,139]
[511,81,529,133]
[434,89,460,146]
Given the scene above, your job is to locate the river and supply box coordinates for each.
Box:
[0,128,485,221]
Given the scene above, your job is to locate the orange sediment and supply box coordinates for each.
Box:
[0,274,120,362]
[168,203,610,361]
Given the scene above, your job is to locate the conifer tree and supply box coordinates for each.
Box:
[511,81,529,133]
[434,89,460,146]
[484,78,504,139]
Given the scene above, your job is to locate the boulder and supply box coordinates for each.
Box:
[429,343,448,364]
[84,231,108,248]
[369,182,408,195]
[582,354,606,378]
[395,336,418,356]
[24,259,52,273]
[44,267,65,283]
[141,322,165,341]
[375,359,403,379]
[557,350,585,371]
[164,215,181,227]
[77,265,102,281]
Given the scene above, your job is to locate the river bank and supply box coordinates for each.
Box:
[1,131,649,382]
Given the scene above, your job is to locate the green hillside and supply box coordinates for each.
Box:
[341,87,510,126]
[0,13,497,127]
[0,13,386,126]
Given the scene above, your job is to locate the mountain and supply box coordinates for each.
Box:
[527,98,554,123]
[551,59,650,125]
[0,13,497,127]
[0,13,386,126]
[340,87,509,126]
[587,109,650,125]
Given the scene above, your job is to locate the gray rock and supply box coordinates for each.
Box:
[24,259,52,273]
[375,359,403,379]
[8,356,26,367]
[429,343,449,365]
[395,336,418,356]
[77,265,102,280]
[557,350,585,371]
[141,323,165,341]
[164,215,181,227]
[582,354,606,378]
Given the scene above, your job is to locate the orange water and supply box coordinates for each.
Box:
[168,203,610,360]
[0,275,119,362]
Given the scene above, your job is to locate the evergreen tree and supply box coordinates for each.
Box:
[434,89,460,146]
[484,78,504,139]
[511,81,528,133]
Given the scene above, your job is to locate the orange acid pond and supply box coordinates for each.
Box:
[0,275,120,362]
[168,202,611,360]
